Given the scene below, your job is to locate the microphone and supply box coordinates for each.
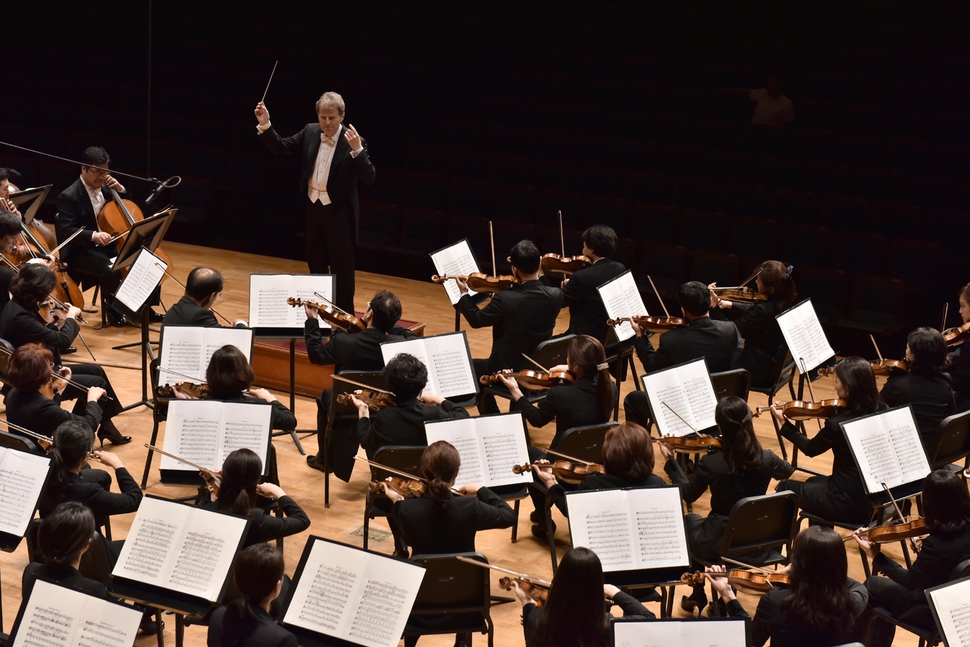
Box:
[145,175,182,205]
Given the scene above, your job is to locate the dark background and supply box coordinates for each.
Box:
[4,1,969,357]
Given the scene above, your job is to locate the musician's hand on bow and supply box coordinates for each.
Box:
[91,231,112,246]
[418,392,445,406]
[603,584,620,600]
[254,101,270,126]
[86,386,106,403]
[498,374,524,400]
[53,367,71,392]
[256,482,285,500]
[511,580,535,606]
[458,482,482,496]
[104,175,125,193]
[249,387,275,403]
[382,479,405,503]
[657,435,675,460]
[349,392,370,418]
[93,450,123,469]
[344,124,363,152]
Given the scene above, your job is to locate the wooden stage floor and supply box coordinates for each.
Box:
[0,242,919,646]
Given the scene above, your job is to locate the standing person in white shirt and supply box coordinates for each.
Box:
[255,92,376,314]
[748,74,795,133]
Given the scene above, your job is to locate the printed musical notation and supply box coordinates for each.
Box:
[642,358,718,437]
[425,413,531,488]
[159,325,253,387]
[597,271,649,342]
[381,332,477,398]
[843,406,931,494]
[0,448,49,537]
[161,401,272,474]
[13,580,142,647]
[249,273,334,329]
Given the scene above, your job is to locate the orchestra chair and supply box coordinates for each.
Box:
[748,348,797,462]
[701,491,799,616]
[928,409,970,474]
[538,422,616,572]
[798,500,905,578]
[603,327,637,421]
[402,552,494,647]
[865,558,970,647]
[322,370,387,508]
[24,518,42,565]
[142,358,169,490]
[362,445,425,552]
[477,335,575,413]
[0,429,44,457]
[710,368,751,404]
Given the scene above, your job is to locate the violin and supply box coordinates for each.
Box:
[680,569,789,593]
[943,322,970,347]
[608,315,687,333]
[431,273,520,293]
[287,297,365,333]
[367,477,427,499]
[859,518,928,545]
[539,253,590,275]
[659,435,723,454]
[480,368,575,390]
[755,399,847,421]
[157,382,210,399]
[512,460,606,486]
[498,576,550,606]
[337,389,396,411]
[818,360,909,378]
[712,287,769,303]
[0,419,53,452]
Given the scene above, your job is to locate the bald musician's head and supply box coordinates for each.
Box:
[186,267,224,306]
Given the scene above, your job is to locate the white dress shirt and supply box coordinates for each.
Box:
[81,175,105,216]
[308,125,342,205]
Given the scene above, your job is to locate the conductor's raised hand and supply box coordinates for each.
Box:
[254,101,270,125]
[344,124,363,152]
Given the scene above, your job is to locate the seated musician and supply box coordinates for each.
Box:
[711,260,795,388]
[710,526,868,647]
[658,396,793,614]
[455,240,563,414]
[162,266,227,327]
[352,352,469,459]
[0,168,21,217]
[945,282,970,412]
[560,224,626,343]
[21,501,105,600]
[208,544,297,647]
[303,290,417,478]
[0,264,129,445]
[773,357,885,526]
[854,470,970,647]
[0,209,25,316]
[880,327,954,456]
[623,280,741,429]
[514,546,654,647]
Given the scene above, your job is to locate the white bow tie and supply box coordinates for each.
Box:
[320,133,334,147]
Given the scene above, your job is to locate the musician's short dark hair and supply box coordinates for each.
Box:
[369,291,402,332]
[509,240,541,274]
[923,469,970,534]
[185,267,223,301]
[582,225,616,257]
[907,327,947,371]
[206,345,255,397]
[81,146,110,167]
[0,210,22,238]
[10,263,56,305]
[0,168,8,182]
[677,281,711,317]
[6,343,55,391]
[383,353,428,401]
[37,502,95,567]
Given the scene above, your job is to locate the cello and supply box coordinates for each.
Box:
[97,188,173,282]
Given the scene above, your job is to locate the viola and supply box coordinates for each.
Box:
[367,477,427,499]
[512,460,606,486]
[943,322,970,347]
[608,315,687,333]
[431,273,520,293]
[755,399,847,421]
[540,253,590,275]
[498,576,550,606]
[680,569,789,593]
[659,435,723,454]
[287,297,365,333]
[480,368,575,390]
[337,389,396,411]
[712,287,769,303]
[157,382,210,399]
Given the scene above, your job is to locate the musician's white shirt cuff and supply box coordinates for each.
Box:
[256,121,271,133]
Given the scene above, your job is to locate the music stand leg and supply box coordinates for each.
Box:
[119,308,155,412]
[269,338,310,455]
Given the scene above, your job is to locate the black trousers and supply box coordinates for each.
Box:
[865,576,933,647]
[305,199,355,314]
[69,249,122,303]
[61,364,123,421]
[314,388,359,482]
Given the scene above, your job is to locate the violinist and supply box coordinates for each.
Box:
[710,526,868,647]
[0,264,130,445]
[304,290,417,478]
[0,168,21,217]
[54,146,133,327]
[197,448,310,549]
[515,546,654,647]
[162,267,226,327]
[945,283,970,412]
[560,225,626,343]
[854,470,970,647]
[623,280,741,429]
[711,260,795,388]
[658,397,793,614]
[455,240,562,414]
[0,209,25,315]
[354,353,469,460]
[774,357,885,525]
[879,327,954,456]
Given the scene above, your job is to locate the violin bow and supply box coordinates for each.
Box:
[0,418,53,446]
[881,481,921,554]
[646,275,669,318]
[354,456,425,482]
[719,557,776,576]
[799,358,825,432]
[332,375,395,395]
[538,448,594,466]
[47,227,86,256]
[869,334,885,363]
[144,444,215,474]
[312,292,353,317]
[660,400,698,435]
[737,267,763,290]
[455,556,553,587]
[941,303,949,332]
[261,60,279,104]
[558,210,565,257]
[157,365,206,384]
[520,353,549,372]
[489,220,496,278]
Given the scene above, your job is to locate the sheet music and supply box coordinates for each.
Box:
[597,271,649,342]
[114,249,167,313]
[0,448,49,536]
[567,487,689,573]
[425,413,532,488]
[613,619,748,647]
[842,406,931,494]
[249,274,334,329]
[928,577,970,647]
[776,299,834,373]
[283,539,425,647]
[113,497,247,601]
[430,239,481,305]
[12,579,142,647]
[641,359,718,437]
[381,332,477,398]
[161,401,271,473]
[158,326,253,386]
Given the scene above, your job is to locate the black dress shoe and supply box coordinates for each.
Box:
[108,312,127,327]
[530,521,555,539]
[62,346,78,354]
[97,423,132,447]
[148,309,165,323]
[306,454,327,473]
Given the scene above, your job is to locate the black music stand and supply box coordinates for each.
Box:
[110,211,176,412]
[9,184,52,225]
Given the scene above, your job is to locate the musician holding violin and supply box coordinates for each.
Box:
[0,168,21,217]
[709,526,868,647]
[879,328,954,456]
[944,282,970,412]
[0,209,29,315]
[774,357,885,525]
[455,240,562,414]
[515,546,654,647]
[710,260,796,388]
[658,396,793,615]
[853,470,970,647]
[559,225,626,343]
